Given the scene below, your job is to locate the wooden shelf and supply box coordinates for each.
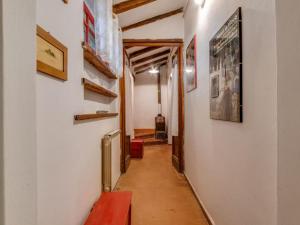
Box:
[82,78,118,98]
[74,113,119,121]
[82,43,118,80]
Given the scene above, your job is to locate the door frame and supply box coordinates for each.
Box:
[120,39,185,173]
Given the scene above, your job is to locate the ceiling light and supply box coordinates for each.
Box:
[185,68,193,74]
[149,67,159,74]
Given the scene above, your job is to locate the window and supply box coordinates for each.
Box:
[83,1,96,50]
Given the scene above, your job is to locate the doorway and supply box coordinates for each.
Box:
[120,39,185,173]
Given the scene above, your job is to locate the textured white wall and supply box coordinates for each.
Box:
[134,73,158,129]
[36,1,120,225]
[276,0,300,224]
[184,1,278,225]
[2,0,37,225]
[123,14,184,39]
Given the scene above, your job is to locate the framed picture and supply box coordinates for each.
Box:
[186,35,197,92]
[209,7,242,123]
[36,25,68,81]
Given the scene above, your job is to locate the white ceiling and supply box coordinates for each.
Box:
[114,0,188,27]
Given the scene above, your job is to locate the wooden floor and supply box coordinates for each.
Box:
[115,144,209,225]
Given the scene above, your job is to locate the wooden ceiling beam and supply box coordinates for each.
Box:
[125,46,134,49]
[135,62,167,74]
[134,57,168,72]
[132,49,171,66]
[122,8,183,31]
[130,46,162,59]
[113,0,156,14]
[124,38,184,47]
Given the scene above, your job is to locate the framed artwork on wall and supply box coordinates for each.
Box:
[186,35,197,92]
[36,25,68,81]
[209,7,243,123]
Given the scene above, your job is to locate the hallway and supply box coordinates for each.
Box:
[115,145,209,225]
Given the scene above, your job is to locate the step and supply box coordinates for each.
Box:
[144,138,168,146]
[135,132,155,139]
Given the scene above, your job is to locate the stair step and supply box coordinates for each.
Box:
[135,133,155,139]
[144,138,168,146]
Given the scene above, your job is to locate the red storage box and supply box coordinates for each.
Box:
[131,139,144,159]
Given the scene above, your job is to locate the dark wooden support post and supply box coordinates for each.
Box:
[120,48,127,173]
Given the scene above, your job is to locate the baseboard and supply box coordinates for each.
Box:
[184,174,216,225]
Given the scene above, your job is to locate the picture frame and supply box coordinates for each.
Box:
[36,25,68,81]
[186,35,197,92]
[209,7,242,123]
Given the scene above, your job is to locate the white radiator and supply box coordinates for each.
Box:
[101,129,121,192]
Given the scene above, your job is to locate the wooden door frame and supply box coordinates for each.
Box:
[120,39,185,173]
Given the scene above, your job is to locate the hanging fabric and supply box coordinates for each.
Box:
[111,15,119,74]
[117,29,123,77]
[171,62,179,137]
[167,69,173,144]
[95,0,112,63]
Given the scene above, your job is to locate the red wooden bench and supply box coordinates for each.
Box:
[84,192,132,225]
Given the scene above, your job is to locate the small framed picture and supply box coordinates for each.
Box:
[186,35,197,92]
[36,25,68,81]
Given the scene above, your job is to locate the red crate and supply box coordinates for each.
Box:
[131,139,144,159]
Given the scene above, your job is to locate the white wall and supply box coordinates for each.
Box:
[36,1,120,225]
[123,14,184,39]
[2,0,37,225]
[134,73,158,129]
[276,1,300,224]
[184,1,278,225]
[0,1,3,223]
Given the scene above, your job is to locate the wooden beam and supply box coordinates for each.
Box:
[122,8,183,31]
[132,49,170,66]
[125,46,134,49]
[123,38,184,47]
[130,46,162,59]
[134,57,168,71]
[113,0,156,14]
[135,62,167,74]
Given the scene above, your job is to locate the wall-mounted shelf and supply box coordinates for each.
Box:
[82,43,118,80]
[74,113,118,121]
[82,78,118,98]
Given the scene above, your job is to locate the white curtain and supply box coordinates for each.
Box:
[167,70,173,144]
[167,61,179,144]
[125,66,135,139]
[171,63,179,137]
[117,29,123,77]
[95,0,112,63]
[111,15,119,74]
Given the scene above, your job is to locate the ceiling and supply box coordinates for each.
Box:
[113,0,188,27]
[114,0,186,75]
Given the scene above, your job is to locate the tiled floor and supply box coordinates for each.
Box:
[115,144,209,225]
